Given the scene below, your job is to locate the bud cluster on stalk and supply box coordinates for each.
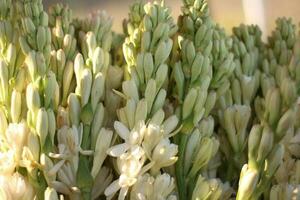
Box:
[0,0,300,199]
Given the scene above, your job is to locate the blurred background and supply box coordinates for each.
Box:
[44,0,300,38]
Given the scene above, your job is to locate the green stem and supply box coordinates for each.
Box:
[176,133,188,200]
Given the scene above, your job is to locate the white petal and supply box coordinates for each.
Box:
[107,143,130,157]
[114,121,130,141]
[104,179,120,197]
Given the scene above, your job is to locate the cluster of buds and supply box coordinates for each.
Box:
[0,0,300,199]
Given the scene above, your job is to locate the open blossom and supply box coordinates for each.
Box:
[0,172,35,200]
[130,173,177,200]
[5,122,29,162]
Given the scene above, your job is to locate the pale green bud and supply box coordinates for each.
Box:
[86,32,97,57]
[257,125,274,164]
[91,72,105,111]
[193,89,207,125]
[56,49,66,82]
[74,53,84,85]
[182,88,197,120]
[154,38,172,66]
[236,165,259,200]
[135,99,147,124]
[136,53,145,84]
[144,53,154,82]
[36,108,49,147]
[125,99,136,129]
[276,108,295,140]
[162,115,179,135]
[185,41,196,66]
[26,84,40,111]
[80,68,92,106]
[92,47,104,74]
[47,109,56,146]
[155,64,168,90]
[19,36,31,55]
[11,89,21,123]
[62,61,74,104]
[6,44,16,75]
[151,89,166,115]
[122,80,139,102]
[14,68,26,92]
[191,53,204,83]
[231,78,242,104]
[223,106,238,153]
[36,52,47,77]
[106,66,123,89]
[24,18,36,34]
[240,74,257,105]
[145,79,157,114]
[44,71,57,108]
[235,105,251,150]
[185,129,201,174]
[37,26,46,51]
[204,91,216,117]
[265,144,284,178]
[0,107,7,138]
[199,116,214,137]
[91,128,113,179]
[173,62,185,100]
[27,132,40,162]
[266,88,281,126]
[91,103,105,149]
[280,78,297,107]
[25,51,38,81]
[44,187,59,200]
[149,109,165,125]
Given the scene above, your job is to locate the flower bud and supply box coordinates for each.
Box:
[182,88,197,120]
[91,72,105,111]
[149,109,165,126]
[236,165,259,200]
[80,68,92,106]
[36,108,49,147]
[143,53,154,82]
[155,64,168,90]
[37,26,46,51]
[122,80,139,102]
[151,89,166,114]
[62,61,74,104]
[10,89,21,123]
[257,125,274,164]
[44,71,57,108]
[92,128,113,178]
[135,99,147,124]
[266,88,281,126]
[44,187,59,200]
[14,68,26,92]
[68,93,81,126]
[265,144,284,178]
[154,39,172,66]
[145,79,157,114]
[26,83,41,111]
[92,47,104,74]
[47,109,56,146]
[276,109,295,140]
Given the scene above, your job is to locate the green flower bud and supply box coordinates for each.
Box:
[36,52,46,77]
[145,79,157,114]
[26,83,40,111]
[154,38,172,67]
[276,108,295,140]
[248,125,263,163]
[223,106,238,153]
[155,64,168,90]
[204,91,216,117]
[173,62,185,100]
[125,99,137,129]
[24,18,36,34]
[122,80,139,102]
[151,89,166,115]
[11,89,21,123]
[80,68,92,106]
[74,53,85,85]
[62,61,74,104]
[44,71,57,108]
[91,103,105,149]
[257,125,274,164]
[191,53,204,83]
[265,88,281,127]
[0,107,7,138]
[185,129,201,174]
[47,109,56,146]
[37,26,46,51]
[162,115,179,135]
[25,51,38,82]
[149,109,165,125]
[91,128,113,179]
[265,144,284,178]
[236,165,259,200]
[143,53,154,82]
[182,88,197,120]
[86,32,97,57]
[36,108,49,147]
[14,68,26,92]
[92,47,104,74]
[56,49,66,82]
[135,99,148,124]
[280,78,297,107]
[91,72,105,111]
[0,61,8,104]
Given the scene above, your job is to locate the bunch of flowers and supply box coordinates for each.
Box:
[0,0,299,199]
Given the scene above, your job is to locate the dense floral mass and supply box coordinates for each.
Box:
[0,0,299,199]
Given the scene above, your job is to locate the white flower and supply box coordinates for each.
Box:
[0,150,16,176]
[0,172,35,200]
[105,146,146,200]
[5,122,28,163]
[130,173,177,200]
[151,138,178,174]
